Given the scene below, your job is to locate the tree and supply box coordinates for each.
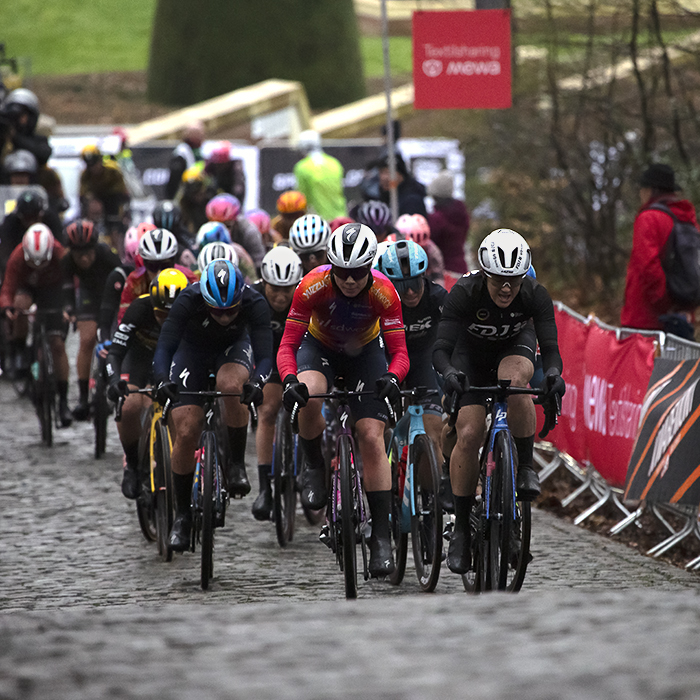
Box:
[147,0,365,109]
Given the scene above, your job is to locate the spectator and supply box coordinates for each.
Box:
[427,170,470,275]
[293,130,347,222]
[621,163,698,339]
[0,88,52,167]
[165,120,205,200]
[205,140,246,203]
[377,153,427,217]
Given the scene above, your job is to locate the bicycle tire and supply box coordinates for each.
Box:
[388,436,407,586]
[155,420,174,563]
[338,435,358,600]
[136,407,157,543]
[507,501,531,593]
[200,431,216,590]
[488,430,515,591]
[272,412,296,548]
[93,360,109,459]
[410,434,443,592]
[461,500,487,594]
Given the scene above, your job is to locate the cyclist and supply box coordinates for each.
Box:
[196,241,239,275]
[246,209,274,251]
[432,229,565,575]
[79,144,130,228]
[61,219,121,420]
[0,224,72,425]
[277,223,409,577]
[105,268,189,498]
[249,246,304,521]
[152,259,273,551]
[152,200,197,266]
[177,165,216,235]
[195,221,256,282]
[288,214,331,274]
[205,194,265,270]
[375,240,447,453]
[395,214,445,286]
[118,228,197,323]
[355,200,395,243]
[270,190,307,241]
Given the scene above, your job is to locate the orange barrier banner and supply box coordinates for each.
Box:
[624,358,700,505]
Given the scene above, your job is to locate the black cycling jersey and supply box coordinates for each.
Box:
[153,282,273,386]
[433,271,562,375]
[97,264,135,342]
[61,243,121,311]
[105,294,161,380]
[401,278,448,354]
[251,280,290,355]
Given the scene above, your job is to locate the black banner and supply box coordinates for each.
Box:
[624,358,700,506]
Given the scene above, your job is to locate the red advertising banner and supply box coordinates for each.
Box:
[582,325,656,487]
[412,10,512,110]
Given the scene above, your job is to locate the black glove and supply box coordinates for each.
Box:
[240,379,264,407]
[375,372,401,407]
[282,374,309,412]
[107,379,129,403]
[541,367,566,401]
[155,380,179,406]
[443,368,469,399]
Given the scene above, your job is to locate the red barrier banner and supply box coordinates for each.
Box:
[582,324,656,487]
[624,359,700,505]
[412,10,512,110]
[547,308,589,464]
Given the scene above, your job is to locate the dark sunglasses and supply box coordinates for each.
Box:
[394,276,423,294]
[332,265,371,281]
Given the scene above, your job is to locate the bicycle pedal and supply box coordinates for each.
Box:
[319,524,332,549]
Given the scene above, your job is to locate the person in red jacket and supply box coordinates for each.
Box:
[621,163,698,339]
[0,224,72,425]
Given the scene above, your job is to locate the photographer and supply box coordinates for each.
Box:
[0,88,52,167]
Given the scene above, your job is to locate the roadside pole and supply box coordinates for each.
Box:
[380,0,399,222]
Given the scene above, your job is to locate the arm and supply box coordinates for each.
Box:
[276,283,313,379]
[532,287,563,375]
[378,287,410,382]
[631,210,674,314]
[98,267,128,341]
[247,295,274,384]
[432,285,465,375]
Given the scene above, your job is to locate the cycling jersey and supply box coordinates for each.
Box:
[153,282,273,387]
[61,243,121,315]
[0,241,66,309]
[105,294,162,386]
[118,264,197,323]
[251,280,290,353]
[277,265,409,382]
[402,278,447,354]
[433,271,562,376]
[98,264,134,341]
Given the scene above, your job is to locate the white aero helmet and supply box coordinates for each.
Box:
[22,223,54,266]
[327,223,377,269]
[289,214,331,254]
[478,228,531,277]
[197,241,239,274]
[138,228,179,262]
[261,246,304,286]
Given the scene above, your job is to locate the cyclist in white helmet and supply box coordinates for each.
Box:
[277,223,410,577]
[433,228,565,576]
[249,246,304,521]
[196,241,239,274]
[289,214,331,274]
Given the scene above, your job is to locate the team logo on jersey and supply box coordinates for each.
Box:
[477,308,490,321]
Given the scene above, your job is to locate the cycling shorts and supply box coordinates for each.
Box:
[75,282,100,322]
[169,336,254,407]
[296,333,389,422]
[452,324,537,408]
[119,344,154,389]
[404,347,443,415]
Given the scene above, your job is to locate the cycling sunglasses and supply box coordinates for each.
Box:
[394,276,423,294]
[483,272,526,289]
[332,265,371,281]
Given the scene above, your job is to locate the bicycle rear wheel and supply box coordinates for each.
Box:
[338,435,358,600]
[92,358,109,459]
[155,421,174,562]
[272,412,296,547]
[200,431,216,590]
[488,430,516,591]
[410,434,443,592]
[135,408,157,543]
[388,436,407,586]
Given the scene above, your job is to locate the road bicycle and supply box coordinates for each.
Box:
[116,388,175,561]
[178,386,238,591]
[90,350,110,459]
[449,380,557,593]
[291,380,375,600]
[387,386,443,592]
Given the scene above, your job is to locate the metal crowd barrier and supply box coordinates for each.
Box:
[536,302,700,567]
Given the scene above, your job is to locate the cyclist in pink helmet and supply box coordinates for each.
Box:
[246,208,277,250]
[123,225,144,267]
[395,214,445,286]
[206,194,265,269]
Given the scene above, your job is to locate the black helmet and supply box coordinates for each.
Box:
[152,200,182,231]
[15,189,47,219]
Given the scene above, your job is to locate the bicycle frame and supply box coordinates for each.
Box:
[482,398,516,523]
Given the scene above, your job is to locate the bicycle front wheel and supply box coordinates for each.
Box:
[410,434,443,592]
[135,408,157,543]
[488,430,516,591]
[273,412,296,548]
[388,436,407,586]
[200,431,216,590]
[338,435,358,600]
[93,360,109,459]
[155,421,174,563]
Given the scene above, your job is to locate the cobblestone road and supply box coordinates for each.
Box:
[1,354,699,699]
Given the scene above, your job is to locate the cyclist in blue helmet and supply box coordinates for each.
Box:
[195,221,232,250]
[153,258,273,551]
[377,240,447,466]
